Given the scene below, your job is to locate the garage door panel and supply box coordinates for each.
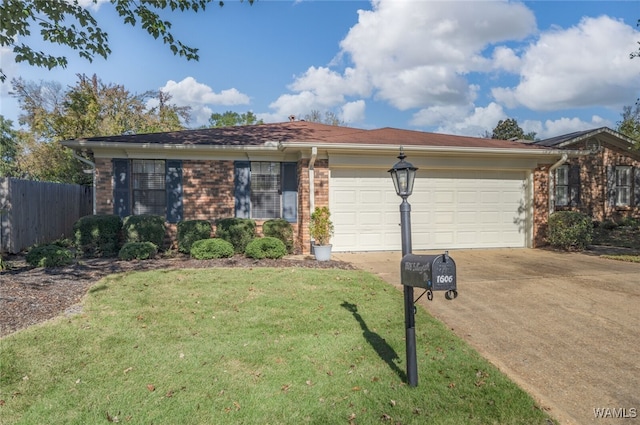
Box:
[330,168,527,251]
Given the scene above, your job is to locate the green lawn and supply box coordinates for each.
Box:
[0,267,554,424]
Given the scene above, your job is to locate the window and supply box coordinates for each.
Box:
[132,160,166,216]
[555,165,569,207]
[555,164,580,207]
[251,162,281,219]
[615,166,632,207]
[234,161,298,222]
[112,159,183,223]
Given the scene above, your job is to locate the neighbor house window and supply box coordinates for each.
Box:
[132,160,166,216]
[615,166,632,207]
[555,164,580,207]
[234,161,298,222]
[555,165,569,206]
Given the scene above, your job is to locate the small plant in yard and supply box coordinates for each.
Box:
[548,211,593,250]
[190,238,234,259]
[74,214,122,258]
[215,218,256,253]
[244,237,287,259]
[177,220,212,253]
[118,241,158,261]
[309,206,334,246]
[25,244,74,267]
[262,218,294,254]
[122,215,166,248]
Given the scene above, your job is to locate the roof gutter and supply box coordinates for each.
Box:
[309,147,317,246]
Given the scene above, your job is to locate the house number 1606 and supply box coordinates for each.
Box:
[436,275,454,284]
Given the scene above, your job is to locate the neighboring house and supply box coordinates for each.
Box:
[61,121,639,254]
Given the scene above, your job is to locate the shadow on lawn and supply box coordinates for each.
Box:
[341,301,406,382]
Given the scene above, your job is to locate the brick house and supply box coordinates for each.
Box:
[62,122,639,254]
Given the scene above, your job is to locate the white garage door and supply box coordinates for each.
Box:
[330,168,527,252]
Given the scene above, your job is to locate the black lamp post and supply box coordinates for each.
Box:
[388,147,418,387]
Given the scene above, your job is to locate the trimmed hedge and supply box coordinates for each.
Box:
[190,238,235,260]
[548,211,593,251]
[245,237,287,259]
[118,241,158,261]
[73,215,122,258]
[177,220,212,253]
[26,244,74,268]
[122,215,165,248]
[215,218,256,254]
[263,218,294,254]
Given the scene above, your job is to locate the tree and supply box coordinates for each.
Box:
[303,110,345,126]
[491,118,535,141]
[632,19,640,59]
[10,74,191,183]
[0,0,254,81]
[208,111,262,127]
[617,99,640,147]
[0,116,19,177]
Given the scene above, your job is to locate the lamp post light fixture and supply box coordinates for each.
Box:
[388,147,419,387]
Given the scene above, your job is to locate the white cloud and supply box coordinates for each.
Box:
[341,100,366,124]
[158,77,250,126]
[412,102,507,137]
[536,115,611,138]
[492,16,640,111]
[269,0,537,123]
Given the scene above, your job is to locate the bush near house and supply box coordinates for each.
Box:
[122,215,165,248]
[215,218,256,254]
[262,218,295,254]
[245,237,287,259]
[177,220,212,253]
[548,211,593,251]
[73,215,122,258]
[190,238,235,260]
[25,244,74,267]
[118,241,158,261]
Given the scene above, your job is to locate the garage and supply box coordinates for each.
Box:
[330,168,528,252]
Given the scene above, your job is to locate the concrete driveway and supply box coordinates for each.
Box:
[333,248,640,425]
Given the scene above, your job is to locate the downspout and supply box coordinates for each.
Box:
[73,152,96,215]
[548,153,568,217]
[308,147,317,249]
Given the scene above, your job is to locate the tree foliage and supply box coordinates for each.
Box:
[491,118,535,141]
[617,99,640,148]
[208,111,263,127]
[0,0,254,81]
[632,19,640,59]
[303,110,345,126]
[9,74,191,184]
[0,116,19,177]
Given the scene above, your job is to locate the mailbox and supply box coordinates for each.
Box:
[401,252,457,300]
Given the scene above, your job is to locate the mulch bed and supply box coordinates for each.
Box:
[0,254,356,338]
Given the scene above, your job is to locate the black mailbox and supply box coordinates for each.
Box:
[401,252,457,300]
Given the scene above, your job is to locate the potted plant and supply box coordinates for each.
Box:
[309,206,334,261]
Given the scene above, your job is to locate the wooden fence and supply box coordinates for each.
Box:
[0,178,93,254]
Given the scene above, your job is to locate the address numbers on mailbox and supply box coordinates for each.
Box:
[401,252,458,300]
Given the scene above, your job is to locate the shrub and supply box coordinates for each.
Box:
[177,220,212,253]
[215,218,256,253]
[263,218,294,254]
[122,215,166,248]
[74,214,122,258]
[190,238,235,260]
[118,241,158,261]
[26,244,74,268]
[245,237,287,259]
[548,211,593,251]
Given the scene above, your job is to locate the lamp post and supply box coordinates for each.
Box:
[388,147,418,387]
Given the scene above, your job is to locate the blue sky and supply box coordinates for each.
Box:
[1,0,639,139]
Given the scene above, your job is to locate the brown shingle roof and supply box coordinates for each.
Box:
[69,121,547,150]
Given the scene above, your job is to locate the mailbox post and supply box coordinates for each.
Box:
[388,148,419,387]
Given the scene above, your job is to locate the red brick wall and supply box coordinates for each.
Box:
[533,165,551,247]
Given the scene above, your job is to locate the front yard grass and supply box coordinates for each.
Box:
[0,267,554,424]
[592,222,640,262]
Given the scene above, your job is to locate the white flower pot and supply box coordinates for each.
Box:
[312,244,332,261]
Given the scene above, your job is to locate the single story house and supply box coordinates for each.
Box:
[61,122,639,254]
